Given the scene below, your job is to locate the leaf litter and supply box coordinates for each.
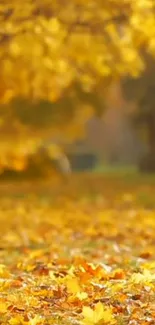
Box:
[0,176,154,324]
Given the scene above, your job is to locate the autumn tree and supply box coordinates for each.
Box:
[0,0,155,172]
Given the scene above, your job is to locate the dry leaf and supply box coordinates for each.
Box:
[82,302,116,325]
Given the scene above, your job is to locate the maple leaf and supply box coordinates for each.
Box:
[81,302,116,325]
[66,276,81,294]
[66,275,88,301]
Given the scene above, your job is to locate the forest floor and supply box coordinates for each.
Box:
[0,172,155,325]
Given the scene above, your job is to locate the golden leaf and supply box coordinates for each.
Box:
[66,277,81,294]
[29,315,41,325]
[0,301,8,313]
[82,302,116,325]
[0,264,10,278]
[76,291,88,300]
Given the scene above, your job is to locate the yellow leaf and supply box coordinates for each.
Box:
[66,277,81,294]
[9,315,40,325]
[68,265,76,276]
[0,302,8,313]
[76,291,88,300]
[49,271,57,281]
[82,302,116,325]
[9,318,20,325]
[29,315,41,325]
[9,316,26,325]
[82,306,94,324]
[0,264,10,278]
[48,18,61,33]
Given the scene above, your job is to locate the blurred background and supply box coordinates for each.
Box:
[0,72,155,181]
[0,1,155,182]
[0,75,154,181]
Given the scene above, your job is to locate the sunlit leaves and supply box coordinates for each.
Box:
[130,269,155,285]
[0,0,155,102]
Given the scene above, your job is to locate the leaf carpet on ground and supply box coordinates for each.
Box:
[0,175,154,324]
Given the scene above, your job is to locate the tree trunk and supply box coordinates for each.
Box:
[139,113,155,172]
[148,115,155,154]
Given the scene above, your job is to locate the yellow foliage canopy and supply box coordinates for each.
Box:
[0,0,155,103]
[0,0,154,170]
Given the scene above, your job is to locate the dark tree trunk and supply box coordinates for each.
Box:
[139,113,155,172]
[148,115,155,154]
